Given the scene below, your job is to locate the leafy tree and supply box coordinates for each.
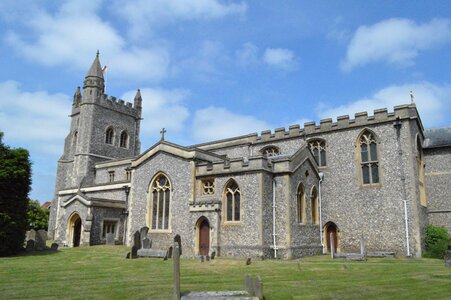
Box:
[27,200,48,231]
[0,132,32,256]
[424,224,449,259]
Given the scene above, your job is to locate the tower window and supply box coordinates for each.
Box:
[120,131,128,148]
[109,171,115,182]
[105,127,114,145]
[309,139,327,167]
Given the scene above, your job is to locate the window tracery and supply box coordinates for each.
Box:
[359,130,379,185]
[309,140,327,167]
[261,146,280,157]
[202,179,215,195]
[105,127,114,144]
[225,180,241,222]
[150,174,171,230]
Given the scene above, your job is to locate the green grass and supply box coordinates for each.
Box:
[0,246,449,299]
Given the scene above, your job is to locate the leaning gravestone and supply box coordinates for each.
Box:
[106,233,115,245]
[35,230,47,250]
[50,243,59,251]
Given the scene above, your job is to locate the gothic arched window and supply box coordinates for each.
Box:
[311,186,319,224]
[358,130,379,185]
[105,127,114,145]
[309,139,327,167]
[150,174,171,230]
[224,180,241,222]
[297,183,306,223]
[73,131,78,148]
[120,131,128,148]
[416,136,427,206]
[261,146,280,157]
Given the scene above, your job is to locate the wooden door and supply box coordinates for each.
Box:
[326,223,337,253]
[199,219,210,256]
[73,218,81,247]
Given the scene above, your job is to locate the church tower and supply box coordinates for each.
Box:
[48,52,142,238]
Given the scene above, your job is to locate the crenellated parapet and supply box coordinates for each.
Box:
[96,94,141,118]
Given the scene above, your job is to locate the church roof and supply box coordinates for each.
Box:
[86,51,104,79]
[424,126,451,148]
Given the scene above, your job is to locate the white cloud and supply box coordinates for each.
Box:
[121,88,190,144]
[341,18,451,71]
[4,0,170,82]
[317,82,451,128]
[192,106,271,142]
[0,80,70,155]
[236,42,259,66]
[112,0,247,38]
[263,48,298,71]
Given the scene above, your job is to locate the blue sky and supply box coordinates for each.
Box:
[0,0,450,203]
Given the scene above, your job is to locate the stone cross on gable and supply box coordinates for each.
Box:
[160,128,166,141]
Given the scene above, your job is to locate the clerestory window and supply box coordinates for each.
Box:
[309,139,327,167]
[261,146,280,157]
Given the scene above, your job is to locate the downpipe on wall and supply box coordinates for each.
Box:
[318,172,325,254]
[272,178,278,259]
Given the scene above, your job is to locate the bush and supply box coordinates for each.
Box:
[423,224,449,259]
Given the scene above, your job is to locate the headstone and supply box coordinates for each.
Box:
[246,257,251,265]
[133,231,141,249]
[106,233,115,245]
[173,236,181,300]
[35,230,47,250]
[200,256,205,263]
[27,229,36,241]
[139,226,149,247]
[360,236,367,260]
[254,276,263,299]
[244,274,255,296]
[50,243,59,251]
[25,240,35,252]
[126,252,130,259]
[211,251,216,260]
[445,250,451,267]
[174,234,182,255]
[206,255,210,261]
[131,245,138,259]
[167,246,173,259]
[142,237,151,249]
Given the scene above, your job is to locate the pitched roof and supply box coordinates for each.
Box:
[424,126,451,148]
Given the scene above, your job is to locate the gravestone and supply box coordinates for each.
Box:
[174,234,182,255]
[131,245,138,259]
[106,233,115,245]
[246,257,251,265]
[173,236,181,300]
[206,255,210,262]
[210,251,216,260]
[244,275,254,296]
[27,229,36,242]
[133,231,141,249]
[445,250,451,267]
[167,246,173,259]
[254,276,263,299]
[126,252,130,259]
[200,256,204,263]
[50,243,59,251]
[139,226,149,246]
[142,237,151,249]
[35,230,47,250]
[25,240,35,252]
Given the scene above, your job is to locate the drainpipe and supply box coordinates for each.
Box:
[272,178,278,259]
[122,185,130,245]
[394,117,411,257]
[318,172,325,254]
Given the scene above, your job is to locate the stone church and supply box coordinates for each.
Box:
[48,53,450,258]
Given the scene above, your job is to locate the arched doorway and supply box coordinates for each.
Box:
[197,217,210,256]
[324,222,338,254]
[68,213,82,247]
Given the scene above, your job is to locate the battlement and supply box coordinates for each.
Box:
[84,94,141,117]
[195,104,420,150]
[196,156,271,176]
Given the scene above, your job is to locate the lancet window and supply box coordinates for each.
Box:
[150,174,171,230]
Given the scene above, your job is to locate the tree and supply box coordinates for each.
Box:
[0,132,32,256]
[27,200,48,231]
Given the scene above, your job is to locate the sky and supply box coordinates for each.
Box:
[0,0,450,203]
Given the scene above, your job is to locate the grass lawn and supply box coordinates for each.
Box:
[0,246,449,299]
